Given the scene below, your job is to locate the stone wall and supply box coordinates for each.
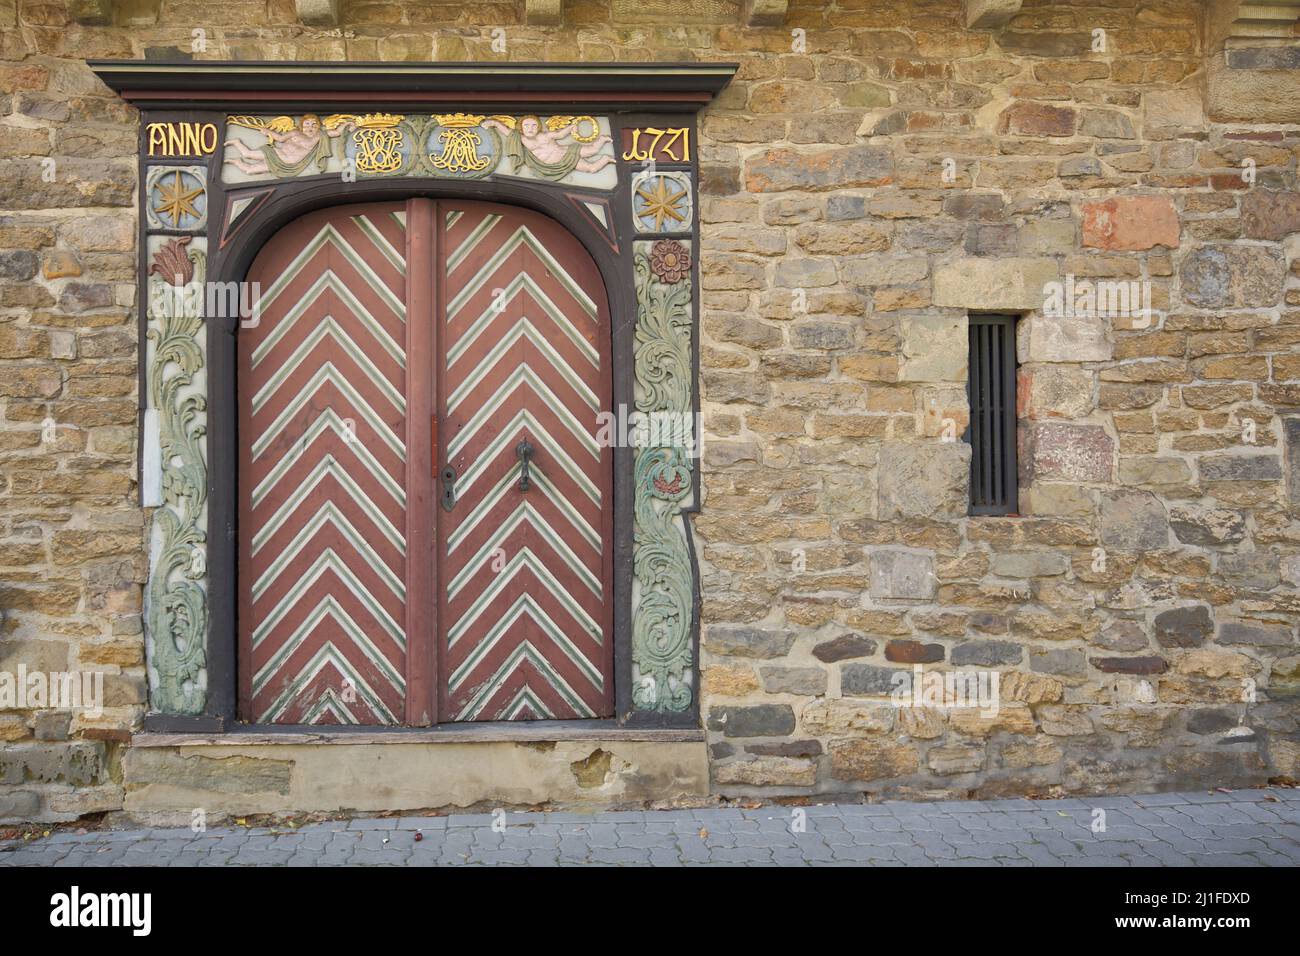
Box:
[1,0,1298,821]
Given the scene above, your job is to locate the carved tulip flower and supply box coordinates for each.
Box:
[649,239,690,285]
[149,236,195,287]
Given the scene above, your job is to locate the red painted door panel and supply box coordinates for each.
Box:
[237,199,613,725]
[437,203,614,721]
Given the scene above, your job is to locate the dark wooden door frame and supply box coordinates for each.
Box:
[92,60,736,735]
[208,177,636,733]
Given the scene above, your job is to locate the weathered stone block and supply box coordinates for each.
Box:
[841,664,906,697]
[1154,605,1213,649]
[928,745,984,775]
[1180,245,1286,309]
[870,549,937,600]
[877,441,970,520]
[744,145,893,193]
[0,742,104,787]
[703,664,760,697]
[713,756,817,787]
[1092,620,1148,652]
[811,633,877,663]
[124,750,292,795]
[991,551,1068,578]
[1079,108,1135,140]
[884,640,944,664]
[0,789,41,820]
[1144,89,1204,130]
[951,640,1022,666]
[1241,190,1300,241]
[1199,455,1282,482]
[1082,196,1179,250]
[1089,656,1169,675]
[998,102,1076,138]
[898,315,966,382]
[704,626,797,659]
[949,704,1035,736]
[1169,507,1247,545]
[933,257,1060,310]
[1018,313,1112,363]
[1021,422,1114,483]
[827,738,919,781]
[1284,416,1300,510]
[801,698,895,735]
[1218,553,1279,590]
[840,256,928,288]
[1217,622,1294,648]
[1018,365,1093,420]
[1029,648,1087,677]
[1099,490,1169,549]
[707,704,796,738]
[759,666,827,696]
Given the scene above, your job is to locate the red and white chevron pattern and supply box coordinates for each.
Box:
[238,203,410,725]
[438,205,614,721]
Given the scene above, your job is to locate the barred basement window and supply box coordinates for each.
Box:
[967,314,1018,516]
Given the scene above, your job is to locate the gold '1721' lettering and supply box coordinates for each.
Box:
[621,127,690,163]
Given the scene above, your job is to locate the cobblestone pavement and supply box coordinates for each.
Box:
[2,787,1298,867]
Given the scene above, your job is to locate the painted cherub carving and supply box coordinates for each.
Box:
[483,115,614,180]
[225,114,352,177]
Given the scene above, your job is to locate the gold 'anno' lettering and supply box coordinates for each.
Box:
[147,122,218,157]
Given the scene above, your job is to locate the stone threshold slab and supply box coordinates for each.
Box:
[132,722,705,747]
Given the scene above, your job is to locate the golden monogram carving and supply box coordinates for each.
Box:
[351,113,406,174]
[429,113,491,173]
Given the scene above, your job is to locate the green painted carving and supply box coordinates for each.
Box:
[145,236,209,715]
[631,239,695,713]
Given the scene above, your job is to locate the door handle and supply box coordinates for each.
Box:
[440,464,457,511]
[516,439,534,492]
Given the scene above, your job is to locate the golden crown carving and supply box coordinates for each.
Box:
[435,112,486,129]
[354,113,404,129]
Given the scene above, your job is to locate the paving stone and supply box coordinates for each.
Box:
[2,790,1296,867]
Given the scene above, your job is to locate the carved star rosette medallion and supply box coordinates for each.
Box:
[145,164,208,232]
[631,171,693,234]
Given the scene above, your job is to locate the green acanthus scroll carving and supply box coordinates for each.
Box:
[631,240,696,713]
[144,237,209,714]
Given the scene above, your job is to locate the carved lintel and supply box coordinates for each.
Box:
[68,0,113,26]
[743,0,788,28]
[525,0,563,26]
[965,0,1023,30]
[295,0,341,27]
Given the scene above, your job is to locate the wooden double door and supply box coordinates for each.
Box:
[237,199,614,726]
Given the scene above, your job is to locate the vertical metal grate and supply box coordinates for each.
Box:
[967,314,1018,515]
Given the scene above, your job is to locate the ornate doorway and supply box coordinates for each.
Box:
[237,198,614,725]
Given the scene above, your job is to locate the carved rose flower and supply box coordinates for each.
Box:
[649,239,690,285]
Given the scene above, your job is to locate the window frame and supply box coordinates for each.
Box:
[966,313,1019,517]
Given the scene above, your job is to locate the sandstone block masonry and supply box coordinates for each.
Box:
[1,0,1299,821]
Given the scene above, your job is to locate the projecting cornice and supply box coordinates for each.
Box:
[1222,1,1300,43]
[1206,1,1300,123]
[87,60,738,113]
